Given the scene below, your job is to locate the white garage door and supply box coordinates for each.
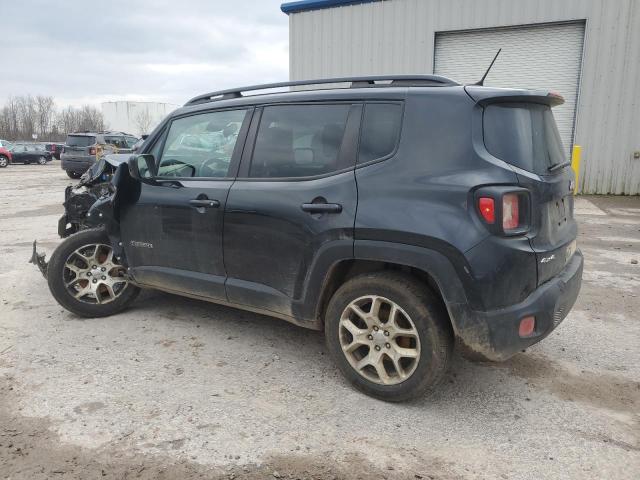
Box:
[435,22,585,159]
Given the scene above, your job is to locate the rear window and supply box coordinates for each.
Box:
[66,135,96,147]
[104,136,129,148]
[358,103,402,164]
[483,103,565,174]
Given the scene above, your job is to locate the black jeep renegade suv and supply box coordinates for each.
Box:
[43,76,583,401]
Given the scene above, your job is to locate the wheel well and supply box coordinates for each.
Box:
[316,259,450,326]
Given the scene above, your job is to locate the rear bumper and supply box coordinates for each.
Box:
[450,250,583,361]
[61,156,95,172]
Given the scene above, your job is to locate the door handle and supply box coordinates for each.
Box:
[301,202,342,214]
[189,199,220,208]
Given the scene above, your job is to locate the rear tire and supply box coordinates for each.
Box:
[47,228,140,317]
[325,272,453,402]
[0,156,8,168]
[66,170,81,179]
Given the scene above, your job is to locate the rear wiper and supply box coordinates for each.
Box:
[548,161,571,173]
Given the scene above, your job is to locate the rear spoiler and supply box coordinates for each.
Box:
[465,86,565,107]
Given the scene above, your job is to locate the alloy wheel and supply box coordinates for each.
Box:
[339,295,421,385]
[62,243,128,304]
[38,156,47,165]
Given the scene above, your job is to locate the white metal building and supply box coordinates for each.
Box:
[282,0,640,194]
[101,101,179,137]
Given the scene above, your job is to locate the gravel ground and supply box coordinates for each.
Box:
[0,164,638,479]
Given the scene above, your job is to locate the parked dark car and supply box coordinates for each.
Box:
[8,143,52,164]
[44,142,65,159]
[61,131,139,179]
[35,76,582,401]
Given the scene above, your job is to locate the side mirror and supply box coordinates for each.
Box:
[128,154,156,182]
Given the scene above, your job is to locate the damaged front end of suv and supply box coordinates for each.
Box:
[57,154,132,238]
[30,154,141,278]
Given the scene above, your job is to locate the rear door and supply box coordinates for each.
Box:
[223,103,361,318]
[119,108,252,301]
[482,101,578,284]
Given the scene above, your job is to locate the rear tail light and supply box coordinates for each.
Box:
[89,147,96,155]
[502,193,519,230]
[478,197,495,224]
[475,188,530,235]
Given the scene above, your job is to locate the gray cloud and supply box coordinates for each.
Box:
[0,0,289,107]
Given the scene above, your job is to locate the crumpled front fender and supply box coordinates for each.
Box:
[85,162,141,262]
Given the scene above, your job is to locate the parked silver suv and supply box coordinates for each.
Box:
[61,131,138,179]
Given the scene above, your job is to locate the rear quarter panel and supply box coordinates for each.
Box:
[354,88,531,310]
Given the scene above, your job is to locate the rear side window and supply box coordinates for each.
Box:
[483,103,565,174]
[66,135,95,147]
[104,136,128,148]
[250,104,350,178]
[358,103,402,164]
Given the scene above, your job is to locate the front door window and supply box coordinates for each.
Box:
[158,109,247,178]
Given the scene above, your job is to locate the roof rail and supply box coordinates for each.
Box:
[184,75,459,106]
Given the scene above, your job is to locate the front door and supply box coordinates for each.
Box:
[223,103,361,319]
[120,107,251,301]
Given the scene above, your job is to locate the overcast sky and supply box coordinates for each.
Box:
[0,0,289,107]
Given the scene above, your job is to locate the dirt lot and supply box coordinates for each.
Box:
[1,164,638,479]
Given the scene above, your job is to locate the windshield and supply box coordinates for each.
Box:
[483,103,565,174]
[66,135,96,147]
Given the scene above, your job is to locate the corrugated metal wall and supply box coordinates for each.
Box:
[289,0,640,194]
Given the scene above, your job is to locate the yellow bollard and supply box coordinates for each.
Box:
[571,145,581,195]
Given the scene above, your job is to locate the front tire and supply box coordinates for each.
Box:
[0,156,8,168]
[47,228,140,317]
[66,170,81,179]
[325,272,453,402]
[38,156,47,165]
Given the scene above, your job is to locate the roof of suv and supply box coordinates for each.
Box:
[169,75,477,120]
[164,76,563,128]
[185,75,460,107]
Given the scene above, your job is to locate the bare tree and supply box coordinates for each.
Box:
[77,105,105,132]
[16,95,37,139]
[133,109,152,136]
[56,106,78,136]
[35,96,55,137]
[0,95,106,141]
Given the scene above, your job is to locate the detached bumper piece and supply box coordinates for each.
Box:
[29,240,49,278]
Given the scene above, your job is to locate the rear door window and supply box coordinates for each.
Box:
[66,135,96,147]
[483,103,566,174]
[358,103,402,164]
[249,104,350,178]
